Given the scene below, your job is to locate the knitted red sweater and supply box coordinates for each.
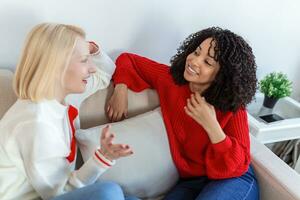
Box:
[112,53,251,179]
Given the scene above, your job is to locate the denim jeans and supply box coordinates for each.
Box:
[163,165,259,200]
[51,181,140,200]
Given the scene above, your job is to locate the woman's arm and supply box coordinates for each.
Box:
[14,121,114,199]
[65,43,116,109]
[113,52,169,91]
[184,92,250,179]
[204,108,251,179]
[107,53,169,121]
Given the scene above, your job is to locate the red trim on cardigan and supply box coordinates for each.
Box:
[94,151,111,167]
[66,105,78,163]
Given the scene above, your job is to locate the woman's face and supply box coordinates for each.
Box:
[63,37,96,95]
[184,37,220,87]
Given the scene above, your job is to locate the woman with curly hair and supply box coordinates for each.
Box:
[107,27,259,200]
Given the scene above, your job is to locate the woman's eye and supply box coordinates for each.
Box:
[205,60,212,66]
[194,50,199,56]
[81,59,88,63]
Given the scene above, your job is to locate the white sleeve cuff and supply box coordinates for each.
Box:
[71,152,114,186]
[94,149,116,167]
[92,48,116,76]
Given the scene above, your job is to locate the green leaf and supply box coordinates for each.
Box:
[259,72,292,98]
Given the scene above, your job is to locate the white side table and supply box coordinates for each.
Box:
[247,93,300,144]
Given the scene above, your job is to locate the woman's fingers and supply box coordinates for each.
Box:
[187,99,196,113]
[113,110,126,122]
[119,150,134,157]
[100,125,113,148]
[124,109,128,118]
[106,133,115,146]
[99,124,134,160]
[194,92,202,103]
[117,112,124,121]
[112,112,119,122]
[108,108,114,121]
[112,111,119,122]
[104,144,133,159]
[101,131,128,152]
[113,148,134,158]
[184,106,193,116]
[190,94,199,107]
[109,144,129,152]
[107,106,122,122]
[101,125,110,140]
[88,41,99,55]
[106,105,111,113]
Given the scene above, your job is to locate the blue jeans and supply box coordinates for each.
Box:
[163,165,259,200]
[51,181,140,200]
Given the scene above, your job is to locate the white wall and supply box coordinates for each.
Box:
[0,0,299,100]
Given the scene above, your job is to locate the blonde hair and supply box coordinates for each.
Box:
[14,23,86,102]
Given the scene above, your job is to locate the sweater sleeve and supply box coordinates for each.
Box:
[113,52,169,91]
[204,108,251,179]
[15,121,113,200]
[65,48,116,109]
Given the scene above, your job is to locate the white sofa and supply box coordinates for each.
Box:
[1,69,300,200]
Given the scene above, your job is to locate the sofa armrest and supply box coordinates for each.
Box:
[251,135,300,200]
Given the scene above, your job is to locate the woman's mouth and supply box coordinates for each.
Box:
[186,64,199,75]
[82,76,90,84]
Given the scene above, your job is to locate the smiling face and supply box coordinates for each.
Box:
[62,37,96,95]
[184,37,220,92]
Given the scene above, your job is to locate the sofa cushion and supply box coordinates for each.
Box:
[76,108,178,199]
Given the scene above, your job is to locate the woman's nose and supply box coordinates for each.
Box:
[191,56,204,68]
[191,58,201,68]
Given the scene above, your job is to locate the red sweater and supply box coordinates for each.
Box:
[113,53,251,179]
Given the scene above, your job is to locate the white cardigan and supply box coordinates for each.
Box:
[0,49,115,200]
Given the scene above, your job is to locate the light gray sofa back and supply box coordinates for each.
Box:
[0,69,17,119]
[0,69,159,129]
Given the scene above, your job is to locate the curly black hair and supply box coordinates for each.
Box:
[170,27,257,113]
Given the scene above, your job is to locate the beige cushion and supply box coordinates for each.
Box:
[76,108,179,199]
[0,69,17,119]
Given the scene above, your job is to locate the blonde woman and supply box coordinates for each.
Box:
[0,23,138,200]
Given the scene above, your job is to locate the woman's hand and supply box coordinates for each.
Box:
[184,92,226,143]
[99,125,133,161]
[106,84,128,122]
[184,92,217,130]
[88,41,99,55]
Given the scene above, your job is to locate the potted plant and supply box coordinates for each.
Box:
[259,72,293,109]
